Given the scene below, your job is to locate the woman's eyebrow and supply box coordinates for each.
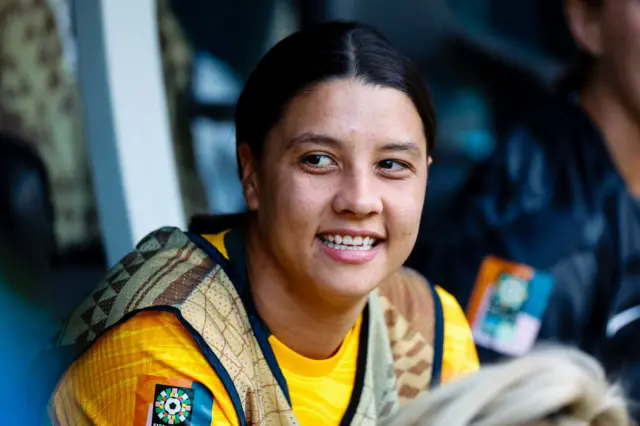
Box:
[285,132,342,150]
[285,132,423,158]
[378,141,423,158]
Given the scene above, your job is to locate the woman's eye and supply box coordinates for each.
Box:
[302,154,335,168]
[378,159,409,171]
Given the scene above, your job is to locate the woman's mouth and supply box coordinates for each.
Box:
[319,233,378,250]
[316,233,383,264]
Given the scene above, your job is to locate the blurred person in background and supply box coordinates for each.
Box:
[384,346,631,426]
[408,0,640,413]
[38,22,478,426]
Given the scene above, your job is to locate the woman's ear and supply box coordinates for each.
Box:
[237,143,260,211]
[565,0,603,57]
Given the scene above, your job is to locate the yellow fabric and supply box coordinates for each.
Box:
[52,312,360,426]
[202,232,359,424]
[52,232,359,425]
[269,318,361,425]
[436,286,480,384]
[204,230,230,260]
[51,311,237,426]
[52,231,466,426]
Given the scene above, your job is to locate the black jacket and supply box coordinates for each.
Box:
[409,95,640,401]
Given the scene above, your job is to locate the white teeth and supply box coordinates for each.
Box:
[320,233,378,250]
[321,241,373,251]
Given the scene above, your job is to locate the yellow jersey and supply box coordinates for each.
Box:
[50,230,478,425]
[51,308,361,425]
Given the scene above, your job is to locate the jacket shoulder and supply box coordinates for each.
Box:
[378,267,436,402]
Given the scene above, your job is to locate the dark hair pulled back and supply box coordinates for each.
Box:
[234,21,436,165]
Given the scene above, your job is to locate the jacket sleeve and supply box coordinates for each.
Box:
[602,289,640,417]
[410,103,640,416]
[49,310,236,426]
[411,125,603,358]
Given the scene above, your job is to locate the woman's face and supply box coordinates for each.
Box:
[241,78,429,302]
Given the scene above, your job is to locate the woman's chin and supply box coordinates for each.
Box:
[309,270,384,303]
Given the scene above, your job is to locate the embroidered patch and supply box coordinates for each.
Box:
[153,385,194,425]
[134,375,213,426]
[467,256,554,356]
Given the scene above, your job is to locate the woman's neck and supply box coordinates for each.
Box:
[244,223,367,360]
[580,74,640,196]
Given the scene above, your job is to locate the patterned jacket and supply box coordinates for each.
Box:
[44,227,478,425]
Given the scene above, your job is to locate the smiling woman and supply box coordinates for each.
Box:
[43,22,478,426]
[241,78,430,320]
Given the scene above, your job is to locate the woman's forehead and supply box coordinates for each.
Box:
[271,79,427,152]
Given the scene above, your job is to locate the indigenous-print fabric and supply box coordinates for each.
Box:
[49,227,475,424]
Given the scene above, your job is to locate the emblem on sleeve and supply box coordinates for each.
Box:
[153,384,194,425]
[467,256,554,356]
